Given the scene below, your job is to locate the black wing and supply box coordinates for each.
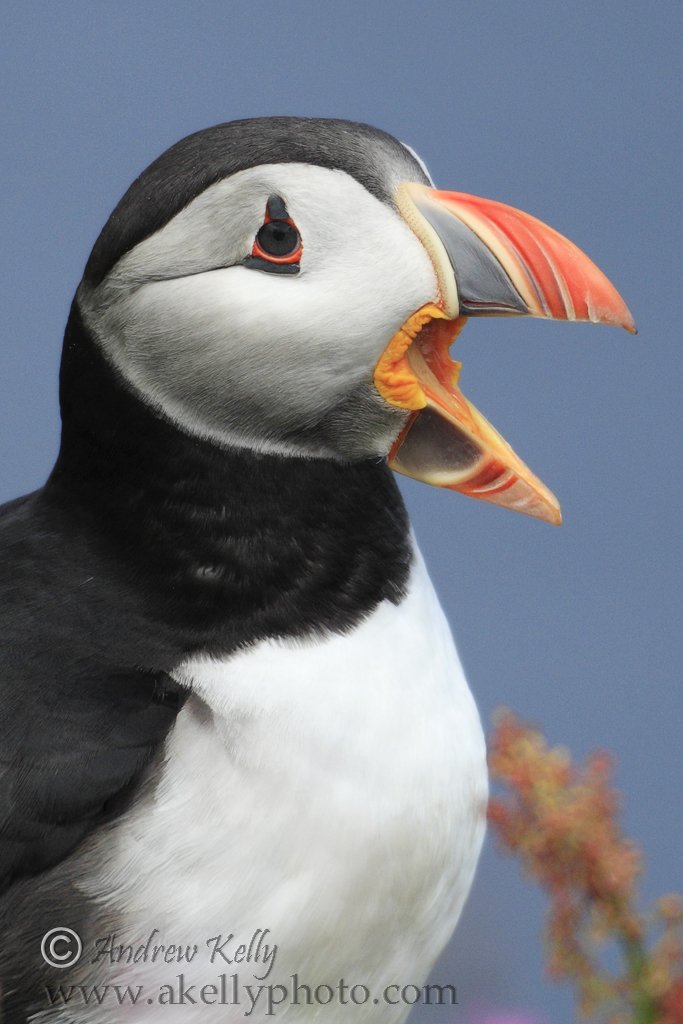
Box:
[0,492,186,893]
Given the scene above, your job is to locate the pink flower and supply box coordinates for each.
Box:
[488,711,683,1021]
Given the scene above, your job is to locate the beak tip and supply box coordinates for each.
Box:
[619,307,638,335]
[537,502,563,527]
[589,294,636,335]
[608,293,637,335]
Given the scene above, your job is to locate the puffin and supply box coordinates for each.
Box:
[0,117,633,1022]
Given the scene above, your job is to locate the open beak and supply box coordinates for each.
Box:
[375,183,636,525]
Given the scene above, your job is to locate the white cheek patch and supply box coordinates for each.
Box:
[80,163,439,459]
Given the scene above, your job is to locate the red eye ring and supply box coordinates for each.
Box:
[248,195,303,268]
[251,221,303,265]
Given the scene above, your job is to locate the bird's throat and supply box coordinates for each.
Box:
[48,305,413,651]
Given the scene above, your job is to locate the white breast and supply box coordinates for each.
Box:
[58,546,487,1024]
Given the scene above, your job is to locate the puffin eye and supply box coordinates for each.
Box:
[244,195,303,275]
[255,221,301,260]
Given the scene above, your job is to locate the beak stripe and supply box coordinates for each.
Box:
[535,234,576,321]
[400,183,636,333]
[470,468,517,496]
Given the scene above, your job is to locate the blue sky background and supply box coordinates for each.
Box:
[2,2,681,1019]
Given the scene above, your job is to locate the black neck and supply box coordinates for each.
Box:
[47,305,412,654]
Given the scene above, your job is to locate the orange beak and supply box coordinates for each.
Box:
[375,183,635,525]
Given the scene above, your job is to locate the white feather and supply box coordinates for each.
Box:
[45,548,486,1023]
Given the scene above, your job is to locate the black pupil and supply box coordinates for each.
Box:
[256,221,299,258]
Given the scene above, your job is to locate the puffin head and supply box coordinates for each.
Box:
[77,117,634,525]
